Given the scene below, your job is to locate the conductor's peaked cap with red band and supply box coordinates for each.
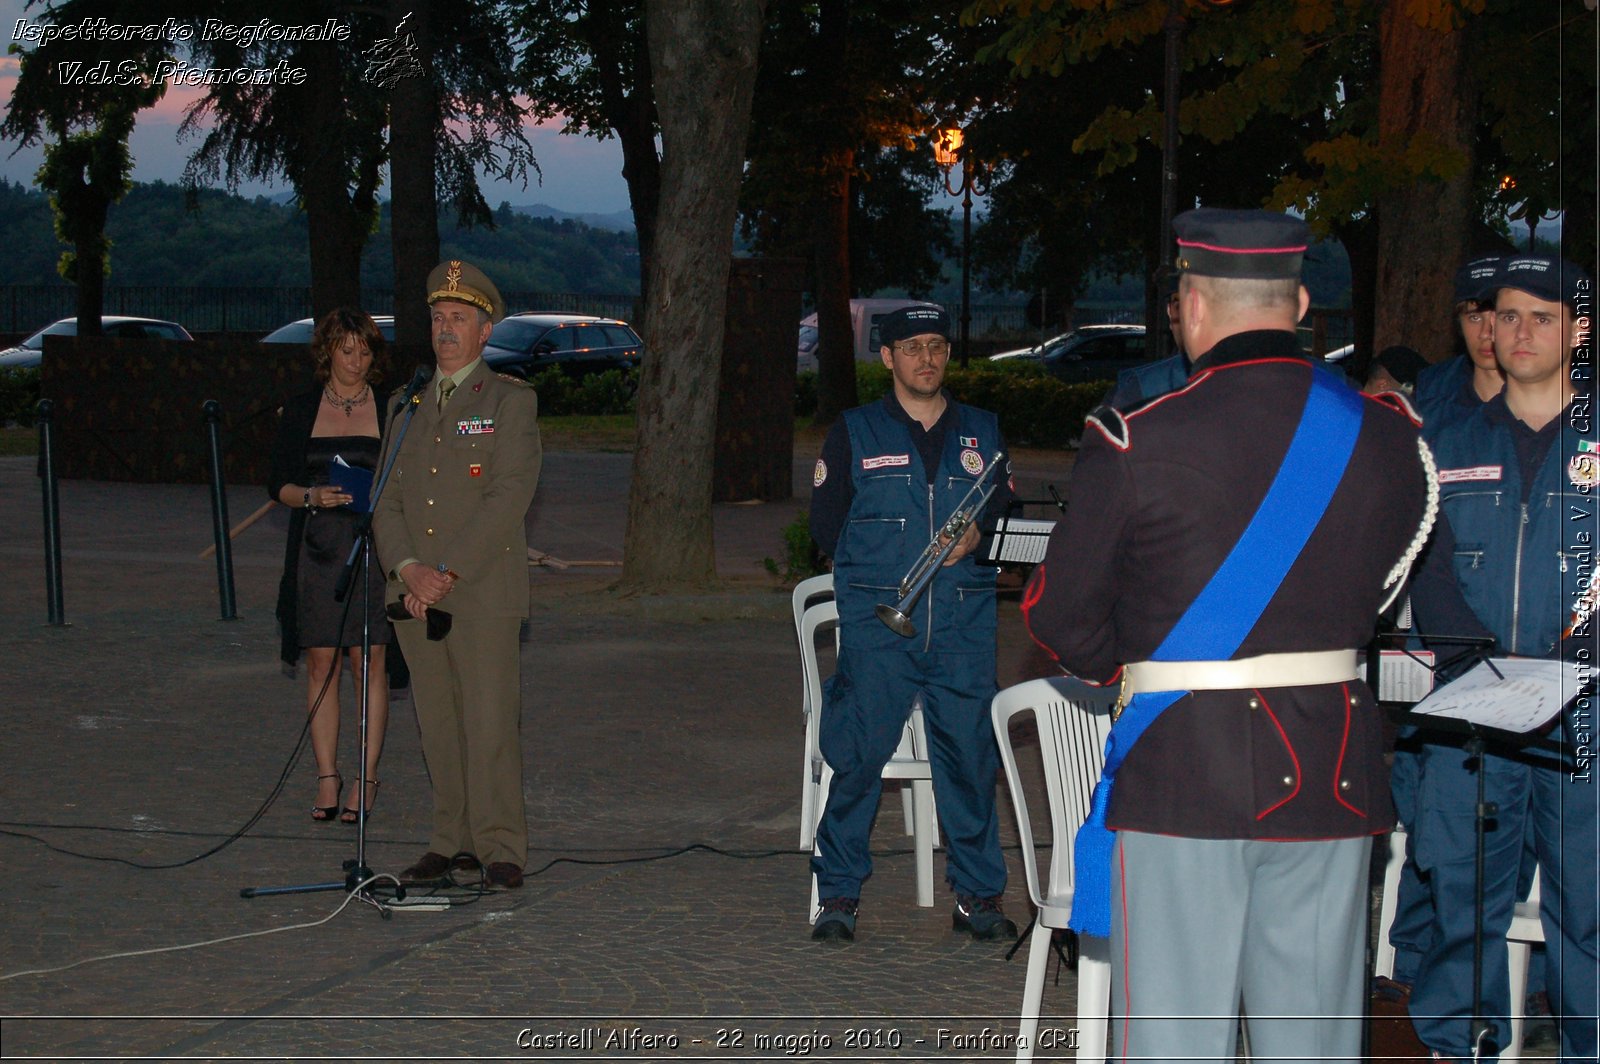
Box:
[1172,207,1309,281]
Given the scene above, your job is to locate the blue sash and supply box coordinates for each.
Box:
[1068,370,1366,936]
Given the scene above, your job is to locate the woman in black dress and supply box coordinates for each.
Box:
[267,309,394,823]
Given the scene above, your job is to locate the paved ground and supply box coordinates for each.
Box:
[0,442,1539,1062]
[0,443,1095,1062]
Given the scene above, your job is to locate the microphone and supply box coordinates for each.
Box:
[395,366,432,411]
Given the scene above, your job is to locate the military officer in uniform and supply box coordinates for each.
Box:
[1023,208,1434,1060]
[374,260,542,890]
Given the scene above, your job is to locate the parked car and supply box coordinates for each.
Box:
[797,298,943,372]
[481,313,643,378]
[989,324,1150,383]
[259,315,396,345]
[0,315,194,368]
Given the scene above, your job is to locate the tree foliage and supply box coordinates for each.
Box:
[2,0,169,329]
[514,0,662,297]
[962,0,1595,355]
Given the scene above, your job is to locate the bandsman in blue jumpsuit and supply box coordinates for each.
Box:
[808,304,1017,943]
[1406,254,1597,1062]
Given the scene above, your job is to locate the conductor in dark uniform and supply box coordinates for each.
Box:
[1023,208,1435,1060]
[374,260,543,890]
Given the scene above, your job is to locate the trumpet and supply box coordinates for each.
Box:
[876,450,1004,638]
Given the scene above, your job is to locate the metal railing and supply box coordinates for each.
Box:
[1,286,639,335]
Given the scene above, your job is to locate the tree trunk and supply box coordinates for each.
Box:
[302,41,368,322]
[811,158,854,425]
[808,0,853,426]
[621,0,766,591]
[1336,215,1379,379]
[1373,5,1475,365]
[388,1,439,351]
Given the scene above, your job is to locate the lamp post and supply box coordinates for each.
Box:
[935,123,986,368]
[1156,0,1243,359]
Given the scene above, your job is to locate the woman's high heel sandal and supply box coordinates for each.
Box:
[340,779,380,824]
[311,773,341,823]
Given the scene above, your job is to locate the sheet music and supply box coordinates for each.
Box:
[1358,649,1435,703]
[1409,658,1585,733]
[984,516,1055,564]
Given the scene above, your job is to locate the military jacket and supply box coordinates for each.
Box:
[1023,330,1430,838]
[373,359,542,618]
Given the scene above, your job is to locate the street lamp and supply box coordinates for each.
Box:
[935,122,988,368]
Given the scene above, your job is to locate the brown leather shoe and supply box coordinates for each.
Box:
[398,851,450,884]
[1367,979,1430,1064]
[486,862,524,889]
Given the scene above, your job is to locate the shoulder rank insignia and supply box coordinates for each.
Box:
[1085,405,1130,451]
[1368,388,1422,428]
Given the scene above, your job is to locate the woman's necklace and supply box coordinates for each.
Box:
[324,383,370,417]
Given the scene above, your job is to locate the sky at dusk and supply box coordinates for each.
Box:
[0,0,632,213]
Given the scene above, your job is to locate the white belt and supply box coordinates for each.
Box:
[1122,650,1360,699]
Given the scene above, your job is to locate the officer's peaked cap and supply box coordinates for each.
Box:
[1173,208,1308,281]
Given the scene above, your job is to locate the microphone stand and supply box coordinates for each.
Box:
[1375,632,1575,1061]
[242,369,432,910]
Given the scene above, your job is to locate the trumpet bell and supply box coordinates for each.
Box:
[875,602,917,638]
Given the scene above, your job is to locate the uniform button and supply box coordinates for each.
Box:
[1248,697,1260,709]
[427,499,434,506]
[1282,776,1294,786]
[1339,779,1351,790]
[426,528,434,536]
[434,435,441,443]
[430,467,438,475]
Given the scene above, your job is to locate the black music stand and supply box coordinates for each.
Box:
[1375,633,1580,1061]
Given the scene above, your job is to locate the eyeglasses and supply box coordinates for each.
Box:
[892,338,951,358]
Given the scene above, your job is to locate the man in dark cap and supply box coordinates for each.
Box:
[1404,253,1596,1062]
[374,260,542,891]
[1363,345,1430,396]
[1023,207,1434,1059]
[1104,267,1190,407]
[807,303,1017,943]
[1413,255,1506,425]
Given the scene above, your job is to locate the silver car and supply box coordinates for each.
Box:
[0,316,194,368]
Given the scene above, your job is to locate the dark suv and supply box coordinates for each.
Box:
[482,313,643,379]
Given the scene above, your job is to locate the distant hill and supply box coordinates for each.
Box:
[509,202,636,232]
[0,180,642,295]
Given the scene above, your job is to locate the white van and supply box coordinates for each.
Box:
[796,298,945,372]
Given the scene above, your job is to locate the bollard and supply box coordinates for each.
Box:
[37,398,65,626]
[203,399,237,620]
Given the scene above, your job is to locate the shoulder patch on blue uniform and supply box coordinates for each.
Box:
[1368,389,1421,427]
[1086,405,1130,451]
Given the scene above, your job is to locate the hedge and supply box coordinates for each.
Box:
[0,367,40,427]
[796,361,1107,448]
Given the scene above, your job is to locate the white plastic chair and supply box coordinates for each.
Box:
[793,574,837,848]
[992,676,1117,1063]
[1372,828,1543,1062]
[798,598,938,911]
[1504,867,1544,1062]
[1373,826,1409,981]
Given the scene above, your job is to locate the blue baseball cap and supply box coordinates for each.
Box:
[1452,256,1502,305]
[879,305,951,347]
[1496,255,1592,313]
